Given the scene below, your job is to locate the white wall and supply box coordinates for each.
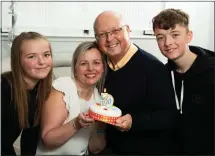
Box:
[2,2,164,37]
[1,1,214,64]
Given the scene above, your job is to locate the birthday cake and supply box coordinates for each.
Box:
[89,90,122,125]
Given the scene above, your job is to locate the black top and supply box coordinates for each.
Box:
[104,47,178,155]
[1,72,40,155]
[167,46,215,154]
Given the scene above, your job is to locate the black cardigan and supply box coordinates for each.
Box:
[104,47,178,155]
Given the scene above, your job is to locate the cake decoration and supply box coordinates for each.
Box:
[88,88,122,125]
[100,88,114,108]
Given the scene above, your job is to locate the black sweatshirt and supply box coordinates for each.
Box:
[1,72,40,155]
[104,47,178,155]
[167,46,215,155]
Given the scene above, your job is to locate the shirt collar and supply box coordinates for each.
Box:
[108,43,137,71]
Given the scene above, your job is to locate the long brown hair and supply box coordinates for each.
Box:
[7,32,53,128]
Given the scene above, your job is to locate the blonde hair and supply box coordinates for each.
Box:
[71,41,107,93]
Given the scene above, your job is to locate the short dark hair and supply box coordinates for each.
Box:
[152,8,189,31]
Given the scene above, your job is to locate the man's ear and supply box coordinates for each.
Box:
[125,25,131,33]
[187,30,193,43]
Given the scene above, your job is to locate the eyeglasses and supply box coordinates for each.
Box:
[95,25,126,41]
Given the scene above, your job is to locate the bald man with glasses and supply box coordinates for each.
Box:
[93,11,178,155]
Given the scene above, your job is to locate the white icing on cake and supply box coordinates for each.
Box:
[89,103,122,117]
[89,91,121,118]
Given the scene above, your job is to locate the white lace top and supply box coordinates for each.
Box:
[36,77,101,155]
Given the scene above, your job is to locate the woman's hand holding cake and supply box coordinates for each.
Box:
[73,112,95,129]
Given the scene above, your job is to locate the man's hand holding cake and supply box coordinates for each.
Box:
[115,114,132,132]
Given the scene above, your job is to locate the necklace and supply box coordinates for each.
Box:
[77,86,94,101]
